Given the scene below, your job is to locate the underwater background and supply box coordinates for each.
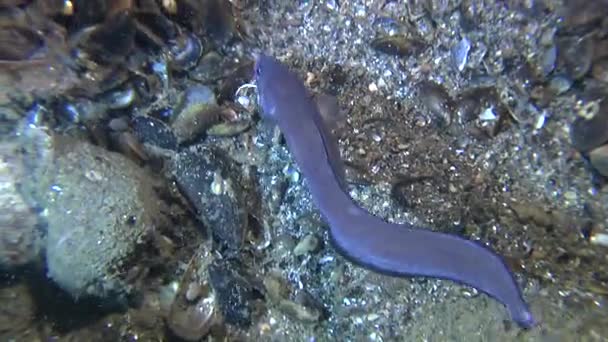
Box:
[1,0,607,341]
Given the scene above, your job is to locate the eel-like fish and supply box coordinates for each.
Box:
[253,54,536,328]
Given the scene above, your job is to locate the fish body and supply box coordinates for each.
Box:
[254,54,535,328]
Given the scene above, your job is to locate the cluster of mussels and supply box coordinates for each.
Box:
[0,0,249,138]
[560,1,608,179]
[0,1,265,340]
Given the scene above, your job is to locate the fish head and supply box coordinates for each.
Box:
[254,54,309,122]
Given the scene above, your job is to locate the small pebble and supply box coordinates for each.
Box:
[367,313,380,321]
[548,75,572,94]
[237,95,250,107]
[563,191,577,201]
[479,106,497,121]
[534,111,546,131]
[590,231,608,247]
[186,282,202,302]
[283,164,301,183]
[293,234,319,256]
[278,299,320,323]
[210,172,224,195]
[108,117,129,132]
[273,234,296,257]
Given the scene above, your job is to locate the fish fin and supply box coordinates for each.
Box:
[313,93,348,189]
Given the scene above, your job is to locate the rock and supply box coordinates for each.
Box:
[0,142,42,269]
[0,284,39,340]
[293,234,320,256]
[39,136,162,302]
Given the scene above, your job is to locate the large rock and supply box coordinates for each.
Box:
[38,137,162,302]
[0,142,42,269]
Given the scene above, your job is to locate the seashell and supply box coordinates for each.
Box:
[58,98,106,123]
[0,26,44,61]
[132,11,177,49]
[171,85,217,143]
[168,247,218,341]
[548,75,573,94]
[591,58,608,83]
[454,87,500,124]
[168,33,203,71]
[372,17,402,36]
[589,144,608,177]
[74,12,136,65]
[452,36,471,72]
[132,115,177,151]
[371,35,426,57]
[539,45,557,77]
[570,102,608,152]
[207,119,251,137]
[418,81,454,128]
[102,85,136,109]
[557,36,593,80]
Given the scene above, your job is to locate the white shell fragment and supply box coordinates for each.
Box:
[590,231,608,248]
[452,37,471,72]
[479,106,497,121]
[534,111,547,132]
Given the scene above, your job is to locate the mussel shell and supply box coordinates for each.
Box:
[168,33,203,71]
[0,26,45,61]
[371,35,426,57]
[417,81,454,127]
[132,115,178,151]
[75,12,136,64]
[590,144,608,177]
[570,103,608,152]
[557,36,593,80]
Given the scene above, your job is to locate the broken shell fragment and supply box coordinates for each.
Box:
[590,229,608,247]
[167,247,218,341]
[371,35,426,57]
[293,234,320,256]
[452,36,471,72]
[589,144,608,177]
[417,81,454,127]
[479,106,497,121]
[548,75,572,95]
[538,45,557,77]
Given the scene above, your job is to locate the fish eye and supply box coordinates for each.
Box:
[255,64,262,77]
